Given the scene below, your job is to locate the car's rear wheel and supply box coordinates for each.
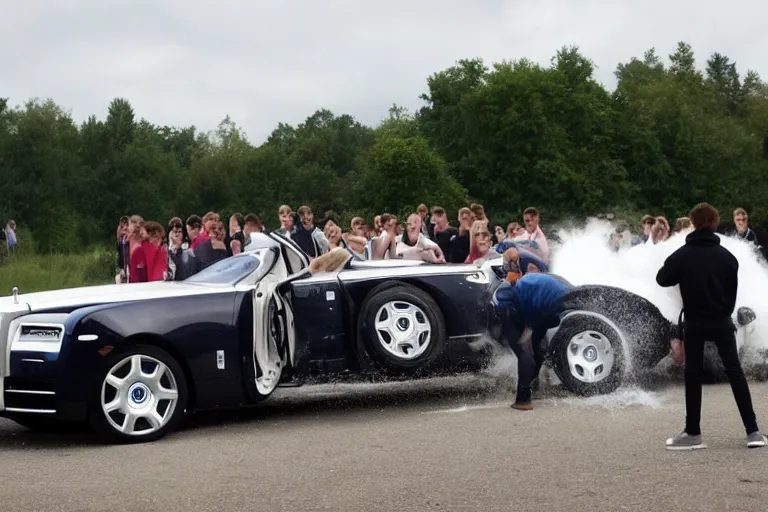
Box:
[359,282,447,373]
[89,344,188,444]
[551,315,625,396]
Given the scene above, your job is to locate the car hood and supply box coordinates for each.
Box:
[0,281,227,313]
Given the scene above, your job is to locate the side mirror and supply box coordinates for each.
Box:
[737,307,757,327]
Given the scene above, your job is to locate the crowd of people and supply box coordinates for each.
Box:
[609,208,762,253]
[114,199,763,285]
[114,203,554,284]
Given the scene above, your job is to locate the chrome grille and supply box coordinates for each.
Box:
[0,310,65,412]
[11,322,65,353]
[4,378,57,413]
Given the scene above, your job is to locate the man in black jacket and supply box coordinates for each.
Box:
[656,203,765,450]
[169,220,228,279]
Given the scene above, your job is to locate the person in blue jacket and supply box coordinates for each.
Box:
[493,268,574,410]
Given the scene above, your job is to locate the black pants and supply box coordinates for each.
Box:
[502,314,552,403]
[683,318,759,436]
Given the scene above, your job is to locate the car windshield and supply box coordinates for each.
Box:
[184,253,261,285]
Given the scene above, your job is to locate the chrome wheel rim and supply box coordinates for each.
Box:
[101,354,179,436]
[374,301,432,360]
[566,330,615,384]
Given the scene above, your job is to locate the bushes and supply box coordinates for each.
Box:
[82,247,118,283]
[0,247,115,294]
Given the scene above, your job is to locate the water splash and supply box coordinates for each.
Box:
[275,221,767,415]
[467,335,519,379]
[425,403,508,414]
[560,387,665,409]
[549,218,768,364]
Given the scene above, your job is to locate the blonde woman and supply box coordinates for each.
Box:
[127,215,145,256]
[465,220,499,265]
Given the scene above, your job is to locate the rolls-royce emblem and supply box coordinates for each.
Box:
[12,286,19,304]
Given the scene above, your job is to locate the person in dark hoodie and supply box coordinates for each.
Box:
[656,202,765,450]
[291,206,329,260]
[170,220,228,279]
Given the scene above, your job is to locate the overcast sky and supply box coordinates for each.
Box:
[3,0,767,144]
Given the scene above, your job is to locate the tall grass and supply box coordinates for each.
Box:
[0,236,115,296]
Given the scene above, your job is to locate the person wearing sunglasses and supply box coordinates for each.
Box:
[492,270,574,410]
[465,221,499,264]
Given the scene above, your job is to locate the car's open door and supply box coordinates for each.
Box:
[248,233,309,400]
[251,271,286,398]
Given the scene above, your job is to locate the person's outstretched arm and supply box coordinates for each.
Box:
[656,251,681,288]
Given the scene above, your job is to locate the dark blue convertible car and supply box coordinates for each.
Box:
[0,232,755,443]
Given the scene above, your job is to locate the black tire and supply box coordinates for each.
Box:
[551,315,625,396]
[358,282,447,373]
[88,344,189,444]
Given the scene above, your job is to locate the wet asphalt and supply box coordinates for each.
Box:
[1,365,767,512]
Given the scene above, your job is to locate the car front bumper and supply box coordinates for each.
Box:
[1,312,88,423]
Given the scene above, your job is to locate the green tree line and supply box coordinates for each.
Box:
[2,41,767,253]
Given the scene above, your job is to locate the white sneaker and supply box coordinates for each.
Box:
[665,431,706,451]
[746,432,767,448]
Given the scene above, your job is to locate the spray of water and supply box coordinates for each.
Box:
[560,388,665,410]
[549,218,768,363]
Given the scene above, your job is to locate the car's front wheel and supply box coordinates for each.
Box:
[550,314,625,396]
[89,344,188,444]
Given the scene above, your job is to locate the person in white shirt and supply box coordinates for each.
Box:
[344,217,371,260]
[396,214,445,263]
[370,213,398,260]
